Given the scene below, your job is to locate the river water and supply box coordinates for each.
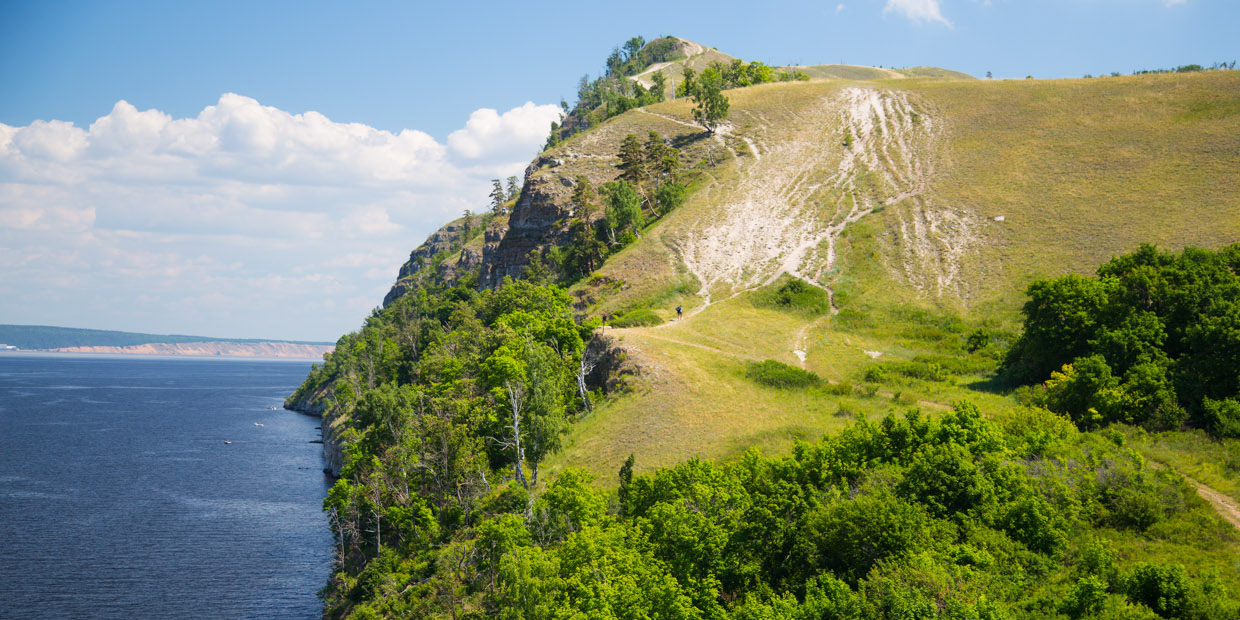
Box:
[0,353,331,619]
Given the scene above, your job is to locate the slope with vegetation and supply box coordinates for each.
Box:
[289,35,1240,619]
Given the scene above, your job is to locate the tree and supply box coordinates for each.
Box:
[692,67,730,134]
[490,179,507,214]
[602,180,643,244]
[650,71,667,102]
[617,134,647,185]
[677,67,698,98]
[623,36,645,63]
[506,176,520,201]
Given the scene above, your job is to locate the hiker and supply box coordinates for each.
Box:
[676,305,683,319]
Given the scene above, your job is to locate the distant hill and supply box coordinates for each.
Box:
[0,324,333,355]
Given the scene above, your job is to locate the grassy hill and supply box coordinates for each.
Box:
[536,69,1240,482]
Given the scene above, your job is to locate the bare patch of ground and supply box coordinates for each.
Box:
[671,87,980,310]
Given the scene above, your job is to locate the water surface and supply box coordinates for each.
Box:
[0,353,331,619]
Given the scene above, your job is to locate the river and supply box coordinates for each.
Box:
[0,353,331,619]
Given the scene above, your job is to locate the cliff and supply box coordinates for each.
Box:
[382,212,497,307]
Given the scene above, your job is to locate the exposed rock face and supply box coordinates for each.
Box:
[284,383,344,476]
[382,214,492,307]
[584,330,644,394]
[479,164,576,288]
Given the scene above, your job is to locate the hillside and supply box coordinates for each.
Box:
[289,39,1240,619]
[543,69,1240,479]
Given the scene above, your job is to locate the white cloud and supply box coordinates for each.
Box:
[884,0,953,27]
[0,95,559,339]
[448,102,563,162]
[836,3,846,12]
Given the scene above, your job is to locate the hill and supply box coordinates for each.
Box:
[288,37,1240,619]
[0,324,334,358]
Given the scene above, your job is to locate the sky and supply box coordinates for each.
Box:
[1,0,1235,341]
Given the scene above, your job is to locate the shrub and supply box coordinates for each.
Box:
[1125,563,1192,619]
[753,277,832,315]
[1203,397,1240,438]
[821,382,854,396]
[746,360,822,389]
[610,308,663,328]
[966,328,991,352]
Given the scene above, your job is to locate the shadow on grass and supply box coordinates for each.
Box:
[964,374,1011,395]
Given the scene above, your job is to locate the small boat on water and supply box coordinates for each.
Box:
[254,422,264,427]
[224,440,232,445]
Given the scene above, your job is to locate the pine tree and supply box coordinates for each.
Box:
[617,134,646,185]
[489,179,506,214]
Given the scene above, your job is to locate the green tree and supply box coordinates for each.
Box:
[490,178,507,214]
[651,71,667,101]
[618,134,647,185]
[692,66,730,134]
[602,180,644,244]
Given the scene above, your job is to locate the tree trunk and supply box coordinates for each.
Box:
[507,381,528,488]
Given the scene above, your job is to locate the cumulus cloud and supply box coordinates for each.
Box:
[884,0,953,27]
[447,102,563,163]
[0,95,560,339]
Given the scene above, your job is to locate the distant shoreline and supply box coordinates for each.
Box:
[1,343,331,362]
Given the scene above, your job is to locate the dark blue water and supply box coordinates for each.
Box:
[0,353,332,619]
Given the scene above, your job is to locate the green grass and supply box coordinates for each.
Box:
[1121,427,1240,500]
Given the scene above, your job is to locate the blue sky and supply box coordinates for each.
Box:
[1,0,1235,340]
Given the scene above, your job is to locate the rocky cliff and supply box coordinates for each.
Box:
[382,212,496,306]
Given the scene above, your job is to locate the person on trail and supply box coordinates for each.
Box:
[676,305,683,319]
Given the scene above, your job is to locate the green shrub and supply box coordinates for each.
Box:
[966,328,991,352]
[1203,397,1240,438]
[746,360,822,389]
[610,308,663,328]
[1125,563,1192,619]
[753,277,832,315]
[821,382,854,396]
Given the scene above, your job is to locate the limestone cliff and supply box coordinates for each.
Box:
[382,212,496,307]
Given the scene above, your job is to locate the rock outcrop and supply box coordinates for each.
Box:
[382,213,495,306]
[284,382,345,476]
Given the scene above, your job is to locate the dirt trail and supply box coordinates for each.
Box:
[1189,476,1240,530]
[630,39,707,88]
[1148,461,1240,531]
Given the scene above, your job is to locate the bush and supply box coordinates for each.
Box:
[966,328,990,352]
[746,360,821,389]
[821,382,854,396]
[1125,563,1192,619]
[610,308,663,328]
[753,277,832,315]
[1203,397,1240,438]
